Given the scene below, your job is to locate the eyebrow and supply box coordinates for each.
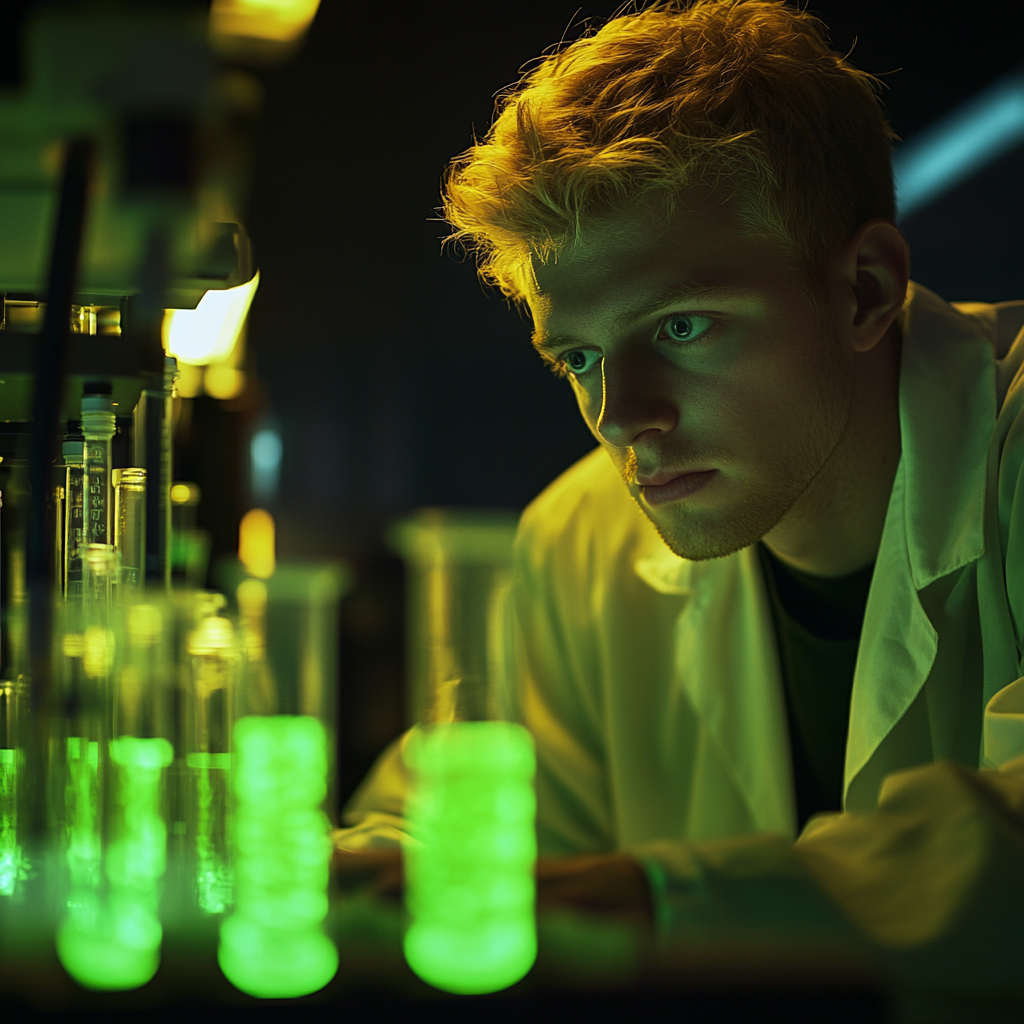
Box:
[530,281,750,353]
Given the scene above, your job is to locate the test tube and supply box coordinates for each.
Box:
[389,509,536,994]
[61,425,85,600]
[133,357,176,591]
[56,599,176,991]
[81,387,116,553]
[113,469,146,593]
[185,611,238,916]
[0,679,27,898]
[217,564,349,999]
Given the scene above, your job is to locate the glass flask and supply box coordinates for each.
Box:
[388,509,537,994]
[217,562,349,999]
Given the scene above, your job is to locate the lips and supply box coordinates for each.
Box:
[639,469,717,506]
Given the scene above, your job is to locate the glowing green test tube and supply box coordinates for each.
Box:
[0,679,27,897]
[218,714,337,998]
[389,509,536,993]
[0,747,19,896]
[185,610,237,915]
[57,736,173,990]
[404,721,536,994]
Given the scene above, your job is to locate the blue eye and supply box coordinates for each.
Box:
[662,314,714,343]
[562,349,600,376]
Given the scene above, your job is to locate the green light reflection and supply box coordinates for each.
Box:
[404,722,537,994]
[57,736,173,991]
[0,748,22,896]
[218,715,337,999]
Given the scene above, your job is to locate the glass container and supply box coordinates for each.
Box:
[184,610,238,917]
[113,469,146,593]
[55,597,177,991]
[61,428,85,600]
[0,678,28,897]
[217,562,349,999]
[388,509,520,725]
[388,509,536,994]
[81,389,115,553]
[133,357,176,591]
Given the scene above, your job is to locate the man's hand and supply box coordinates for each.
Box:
[331,847,653,926]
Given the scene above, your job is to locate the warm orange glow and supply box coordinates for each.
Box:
[238,508,275,579]
[209,0,320,44]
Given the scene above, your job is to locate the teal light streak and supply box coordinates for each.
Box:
[404,722,537,995]
[57,736,173,991]
[218,715,337,999]
[894,71,1024,220]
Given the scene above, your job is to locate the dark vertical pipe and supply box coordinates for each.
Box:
[26,139,92,830]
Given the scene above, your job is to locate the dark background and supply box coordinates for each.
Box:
[237,1,1024,806]
[7,1,1022,808]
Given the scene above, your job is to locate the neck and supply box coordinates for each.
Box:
[762,321,902,577]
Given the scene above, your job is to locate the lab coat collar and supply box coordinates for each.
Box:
[897,282,994,589]
[630,282,998,822]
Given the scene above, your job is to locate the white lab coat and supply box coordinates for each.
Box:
[337,283,1024,998]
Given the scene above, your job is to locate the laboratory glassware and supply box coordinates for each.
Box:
[218,562,349,999]
[81,388,115,553]
[113,469,146,593]
[184,607,238,916]
[389,509,537,994]
[0,678,28,897]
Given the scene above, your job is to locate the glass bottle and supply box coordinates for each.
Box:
[81,388,115,554]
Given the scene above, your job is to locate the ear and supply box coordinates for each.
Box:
[833,218,910,354]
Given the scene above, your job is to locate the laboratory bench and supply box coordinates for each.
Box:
[0,874,904,1023]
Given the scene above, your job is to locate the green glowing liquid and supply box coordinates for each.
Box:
[404,722,536,994]
[0,749,21,896]
[218,716,337,999]
[57,736,173,991]
[65,737,101,889]
[187,752,232,914]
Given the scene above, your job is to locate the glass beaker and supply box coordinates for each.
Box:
[388,509,536,995]
[218,562,349,999]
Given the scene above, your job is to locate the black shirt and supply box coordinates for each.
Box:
[756,543,875,831]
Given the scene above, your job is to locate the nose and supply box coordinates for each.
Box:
[596,351,678,448]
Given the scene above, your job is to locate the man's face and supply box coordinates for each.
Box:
[526,196,855,561]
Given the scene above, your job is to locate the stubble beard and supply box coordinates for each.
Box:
[636,320,853,562]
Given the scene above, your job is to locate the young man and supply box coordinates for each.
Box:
[336,0,1024,969]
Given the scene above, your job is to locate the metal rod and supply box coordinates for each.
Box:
[26,138,92,841]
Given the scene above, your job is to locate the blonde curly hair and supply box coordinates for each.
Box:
[441,0,897,307]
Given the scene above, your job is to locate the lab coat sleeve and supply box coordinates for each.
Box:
[506,500,617,857]
[629,756,1024,998]
[332,730,414,851]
